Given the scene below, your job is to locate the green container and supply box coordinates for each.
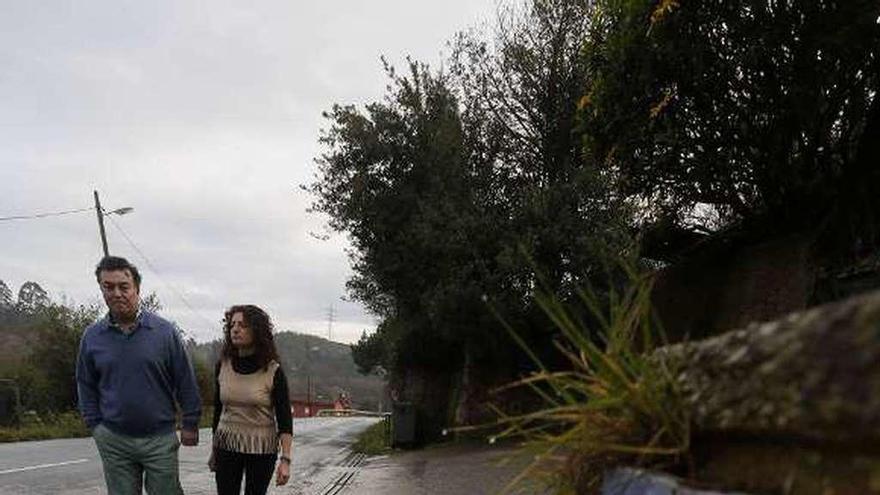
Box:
[392,402,417,447]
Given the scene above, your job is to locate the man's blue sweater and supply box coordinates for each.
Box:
[76,310,202,437]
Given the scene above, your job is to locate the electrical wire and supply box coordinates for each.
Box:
[105,215,219,336]
[0,207,93,222]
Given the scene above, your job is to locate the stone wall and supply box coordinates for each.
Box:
[645,289,880,494]
[661,289,880,441]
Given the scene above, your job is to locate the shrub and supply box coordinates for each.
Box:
[473,268,689,493]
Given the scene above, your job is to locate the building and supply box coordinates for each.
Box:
[290,396,349,417]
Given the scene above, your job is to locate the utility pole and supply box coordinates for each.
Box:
[92,191,133,257]
[326,304,336,342]
[304,337,312,417]
[94,190,109,256]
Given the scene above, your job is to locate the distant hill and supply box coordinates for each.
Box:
[189,332,387,411]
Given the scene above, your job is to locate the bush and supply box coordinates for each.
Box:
[471,268,689,494]
[0,411,89,443]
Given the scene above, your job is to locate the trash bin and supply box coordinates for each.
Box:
[0,390,12,426]
[392,402,417,447]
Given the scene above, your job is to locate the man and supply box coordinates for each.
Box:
[76,256,202,494]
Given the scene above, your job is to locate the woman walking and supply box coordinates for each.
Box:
[210,305,293,494]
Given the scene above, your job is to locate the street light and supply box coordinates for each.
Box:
[93,190,133,257]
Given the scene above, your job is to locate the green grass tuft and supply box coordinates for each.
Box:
[352,419,392,456]
[469,265,690,494]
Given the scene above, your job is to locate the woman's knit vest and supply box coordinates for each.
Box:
[214,358,280,454]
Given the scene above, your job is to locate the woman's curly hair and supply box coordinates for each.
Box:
[221,304,280,369]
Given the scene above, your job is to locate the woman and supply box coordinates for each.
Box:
[209,305,293,495]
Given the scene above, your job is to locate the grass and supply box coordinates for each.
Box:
[464,265,690,494]
[0,405,215,443]
[352,418,392,456]
[0,411,90,443]
[199,406,214,429]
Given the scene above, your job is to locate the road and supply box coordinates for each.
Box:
[0,417,381,495]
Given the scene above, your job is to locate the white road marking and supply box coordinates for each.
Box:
[0,459,89,475]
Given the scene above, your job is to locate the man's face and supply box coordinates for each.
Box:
[98,269,139,320]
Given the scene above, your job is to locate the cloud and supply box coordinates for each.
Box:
[0,0,495,343]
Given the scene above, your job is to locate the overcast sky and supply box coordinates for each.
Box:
[0,1,496,344]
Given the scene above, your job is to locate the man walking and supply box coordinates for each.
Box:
[76,256,202,494]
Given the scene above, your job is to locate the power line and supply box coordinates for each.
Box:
[0,207,93,223]
[105,215,218,335]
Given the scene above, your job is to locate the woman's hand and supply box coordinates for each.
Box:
[207,448,217,472]
[275,457,291,485]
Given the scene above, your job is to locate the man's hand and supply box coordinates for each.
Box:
[180,428,199,446]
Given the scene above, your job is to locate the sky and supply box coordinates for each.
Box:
[0,0,496,344]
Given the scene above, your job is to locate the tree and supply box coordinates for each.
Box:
[23,303,101,412]
[187,347,214,407]
[312,0,635,387]
[16,281,49,314]
[351,329,387,375]
[0,280,12,309]
[450,0,631,297]
[141,292,163,313]
[310,60,493,372]
[580,0,880,254]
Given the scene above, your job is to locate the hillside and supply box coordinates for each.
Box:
[190,332,387,411]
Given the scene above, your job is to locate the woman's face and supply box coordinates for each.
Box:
[229,312,254,349]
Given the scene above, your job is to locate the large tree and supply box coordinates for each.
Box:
[450,0,631,297]
[580,0,880,255]
[308,61,495,373]
[310,1,632,379]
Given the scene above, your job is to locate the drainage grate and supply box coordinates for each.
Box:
[316,451,367,495]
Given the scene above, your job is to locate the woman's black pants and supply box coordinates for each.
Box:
[214,448,277,495]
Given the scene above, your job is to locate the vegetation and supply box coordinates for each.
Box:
[308,0,880,373]
[0,280,101,418]
[306,0,879,487]
[308,2,634,429]
[199,406,215,429]
[0,411,89,443]
[480,270,687,493]
[352,419,392,456]
[580,0,880,256]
